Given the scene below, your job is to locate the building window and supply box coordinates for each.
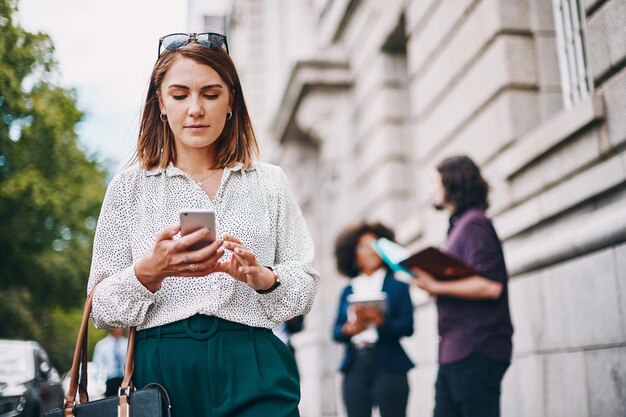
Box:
[552,0,593,108]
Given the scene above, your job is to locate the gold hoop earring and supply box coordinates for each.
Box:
[226,111,232,120]
[160,113,167,122]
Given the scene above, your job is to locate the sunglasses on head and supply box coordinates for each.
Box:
[157,32,229,57]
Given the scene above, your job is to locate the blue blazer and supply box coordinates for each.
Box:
[333,272,415,373]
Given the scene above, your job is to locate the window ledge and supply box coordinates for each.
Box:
[492,93,605,181]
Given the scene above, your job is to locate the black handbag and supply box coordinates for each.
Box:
[45,289,172,417]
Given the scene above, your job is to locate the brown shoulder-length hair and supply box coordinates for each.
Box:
[130,42,258,170]
[437,155,489,211]
[334,222,395,278]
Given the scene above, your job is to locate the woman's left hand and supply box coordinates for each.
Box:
[217,234,276,291]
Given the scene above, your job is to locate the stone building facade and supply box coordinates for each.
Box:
[194,0,626,416]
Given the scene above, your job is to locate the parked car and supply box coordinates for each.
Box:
[0,340,64,417]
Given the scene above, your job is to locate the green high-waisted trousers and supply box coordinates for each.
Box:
[133,314,300,417]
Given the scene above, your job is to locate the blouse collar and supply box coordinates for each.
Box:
[144,161,256,177]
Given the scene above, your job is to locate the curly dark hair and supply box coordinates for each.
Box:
[334,222,395,278]
[437,155,490,211]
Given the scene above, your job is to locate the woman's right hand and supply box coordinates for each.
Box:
[341,321,368,338]
[354,305,384,326]
[134,224,224,292]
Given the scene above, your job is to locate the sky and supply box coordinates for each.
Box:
[17,0,187,172]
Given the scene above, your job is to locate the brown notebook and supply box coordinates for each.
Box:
[399,247,478,281]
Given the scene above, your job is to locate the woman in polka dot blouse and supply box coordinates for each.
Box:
[86,33,319,417]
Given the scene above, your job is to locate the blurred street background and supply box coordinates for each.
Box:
[1,0,625,416]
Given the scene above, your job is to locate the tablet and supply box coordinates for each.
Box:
[347,291,387,313]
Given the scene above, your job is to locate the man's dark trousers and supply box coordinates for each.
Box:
[434,353,509,417]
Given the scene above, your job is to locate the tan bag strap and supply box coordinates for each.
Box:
[64,290,93,408]
[63,285,137,417]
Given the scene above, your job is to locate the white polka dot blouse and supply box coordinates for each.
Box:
[87,161,319,330]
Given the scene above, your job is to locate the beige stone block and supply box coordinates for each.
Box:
[587,2,612,81]
[497,0,531,28]
[537,142,584,187]
[494,196,543,240]
[409,300,438,364]
[415,35,536,158]
[355,87,408,141]
[603,67,626,149]
[503,190,626,276]
[538,89,564,120]
[508,271,545,354]
[606,0,626,68]
[488,176,514,217]
[585,346,626,417]
[357,123,409,172]
[500,362,522,417]
[528,0,556,31]
[395,214,424,246]
[535,35,562,87]
[540,249,622,349]
[437,91,540,173]
[489,93,604,182]
[350,1,405,76]
[366,195,412,227]
[496,152,625,239]
[353,53,408,107]
[507,127,601,204]
[420,209,449,248]
[405,0,438,35]
[415,0,532,112]
[546,351,589,417]
[353,147,409,191]
[340,0,370,47]
[614,242,626,339]
[406,365,437,416]
[352,160,411,221]
[343,4,378,60]
[406,0,474,76]
[538,153,624,219]
[414,0,503,116]
[502,355,547,417]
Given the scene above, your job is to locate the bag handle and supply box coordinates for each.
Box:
[63,286,136,417]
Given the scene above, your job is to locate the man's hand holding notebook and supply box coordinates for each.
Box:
[371,238,478,281]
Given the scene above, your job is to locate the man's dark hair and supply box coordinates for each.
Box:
[437,155,490,211]
[334,222,395,278]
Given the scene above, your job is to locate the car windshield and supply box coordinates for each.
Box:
[0,346,34,378]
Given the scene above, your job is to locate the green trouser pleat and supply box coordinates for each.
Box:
[133,315,300,417]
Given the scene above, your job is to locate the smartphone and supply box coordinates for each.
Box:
[179,209,216,251]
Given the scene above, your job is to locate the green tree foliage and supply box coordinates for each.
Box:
[0,0,109,371]
[44,307,107,372]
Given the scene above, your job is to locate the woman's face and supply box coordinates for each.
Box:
[158,56,232,153]
[355,232,383,276]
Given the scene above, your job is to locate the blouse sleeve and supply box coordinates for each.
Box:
[87,173,156,329]
[256,167,320,323]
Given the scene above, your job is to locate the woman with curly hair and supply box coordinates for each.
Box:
[332,222,414,417]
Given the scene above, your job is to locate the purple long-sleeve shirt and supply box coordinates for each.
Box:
[437,207,514,364]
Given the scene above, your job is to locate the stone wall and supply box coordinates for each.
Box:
[223,0,626,415]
